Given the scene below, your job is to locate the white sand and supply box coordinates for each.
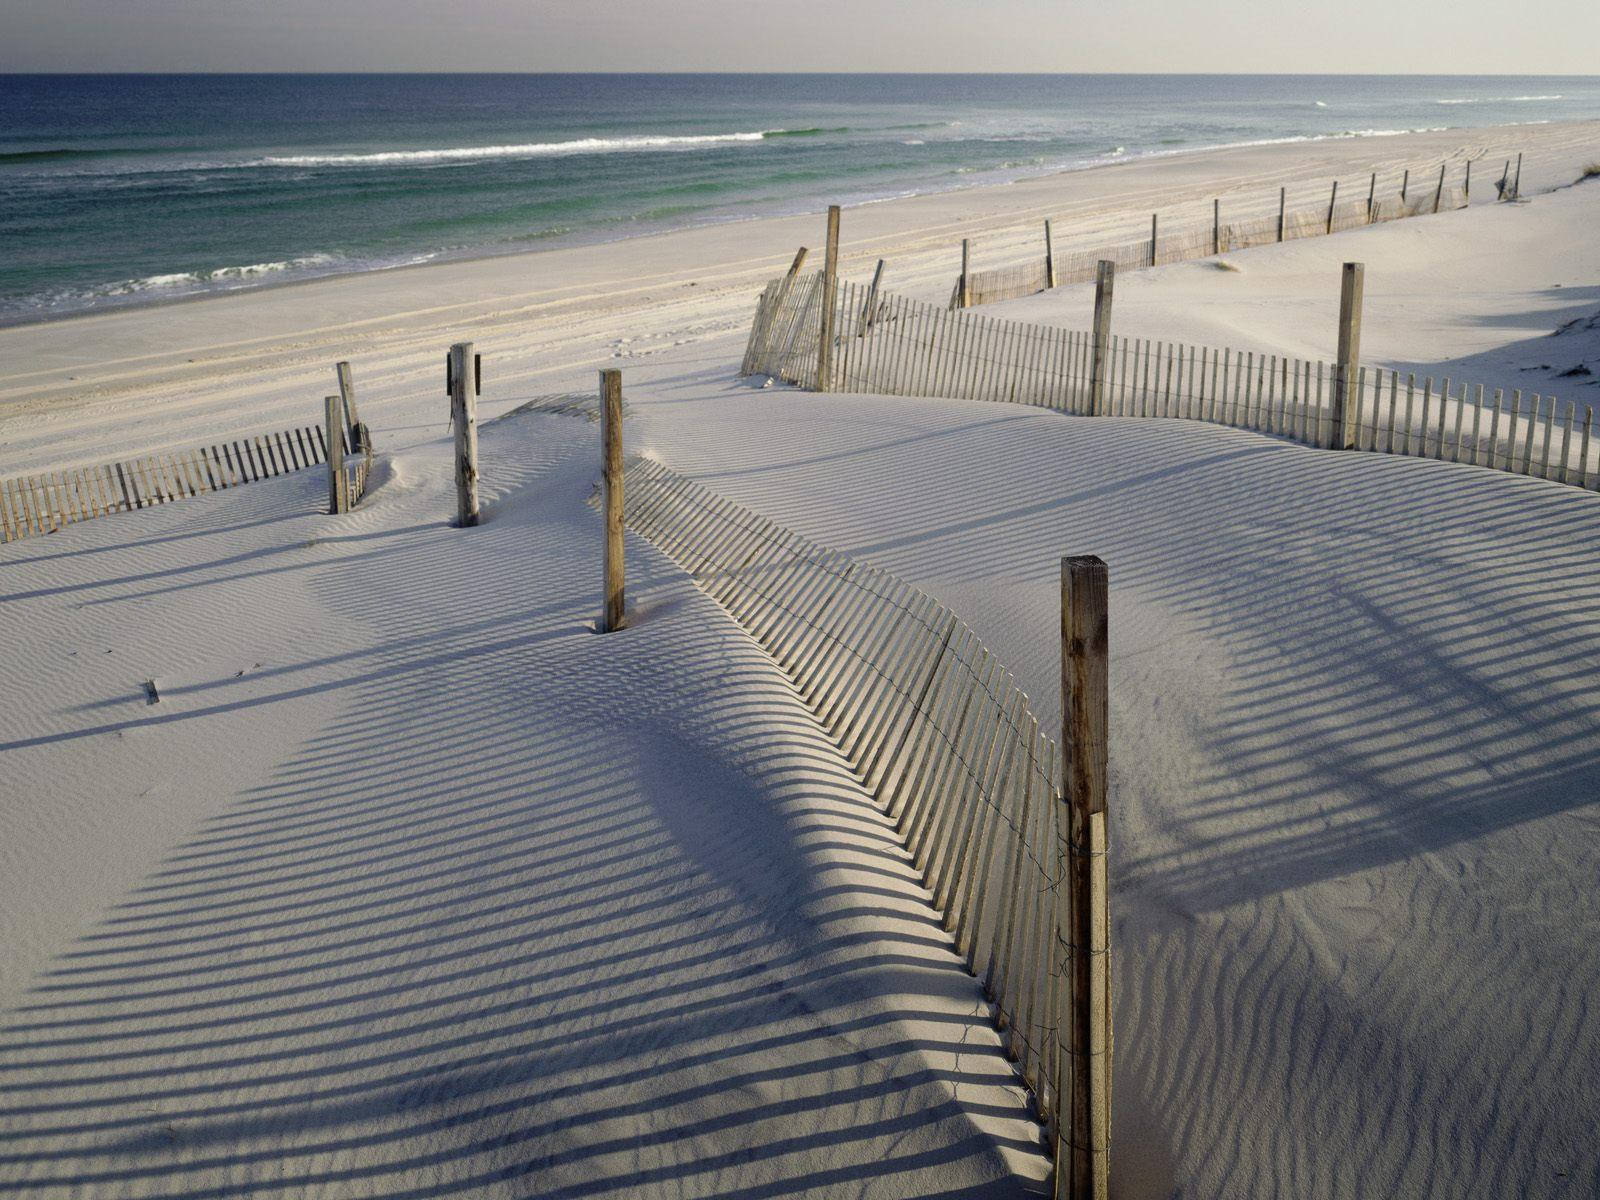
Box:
[4,119,1600,1198]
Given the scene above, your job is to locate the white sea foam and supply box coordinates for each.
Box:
[1437,94,1563,104]
[255,132,772,167]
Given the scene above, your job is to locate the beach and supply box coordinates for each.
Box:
[4,112,1600,1198]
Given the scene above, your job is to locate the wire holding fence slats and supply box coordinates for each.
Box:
[742,274,1599,495]
[607,456,1074,1151]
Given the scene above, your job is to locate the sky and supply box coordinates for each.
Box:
[0,0,1596,74]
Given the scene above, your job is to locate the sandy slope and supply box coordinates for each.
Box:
[0,411,1049,1197]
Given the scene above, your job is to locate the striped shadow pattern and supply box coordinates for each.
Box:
[601,455,1072,1159]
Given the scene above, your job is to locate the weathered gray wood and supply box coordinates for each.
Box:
[1513,153,1523,199]
[601,368,626,632]
[1212,198,1220,255]
[1433,162,1447,214]
[1059,555,1110,1200]
[1367,172,1377,221]
[1401,168,1410,202]
[336,361,362,450]
[1045,219,1057,289]
[1331,262,1364,450]
[1326,179,1338,234]
[817,205,842,391]
[1465,158,1472,202]
[325,395,347,514]
[449,342,480,526]
[959,238,971,309]
[1277,187,1286,242]
[1089,261,1115,417]
[1148,213,1158,267]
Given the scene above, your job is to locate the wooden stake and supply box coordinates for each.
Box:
[1045,220,1057,289]
[601,369,625,633]
[335,361,362,451]
[817,205,841,390]
[1465,158,1472,202]
[1277,187,1286,242]
[959,237,971,309]
[1433,162,1446,213]
[1058,555,1110,1200]
[449,341,480,527]
[1367,172,1377,221]
[1212,199,1220,256]
[1513,153,1523,200]
[1089,261,1115,418]
[1401,168,1409,202]
[1148,213,1158,267]
[325,394,347,514]
[859,258,886,336]
[1326,180,1339,235]
[1332,262,1364,450]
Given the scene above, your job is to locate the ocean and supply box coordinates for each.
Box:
[2,73,1597,325]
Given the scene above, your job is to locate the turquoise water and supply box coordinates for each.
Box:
[3,73,1597,324]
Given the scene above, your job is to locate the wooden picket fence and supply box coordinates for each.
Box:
[743,274,1599,492]
[957,160,1474,308]
[1,422,365,545]
[608,455,1072,1148]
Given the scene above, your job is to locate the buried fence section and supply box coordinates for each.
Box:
[608,456,1119,1177]
[0,422,338,545]
[741,269,1598,492]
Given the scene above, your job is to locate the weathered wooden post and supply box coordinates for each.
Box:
[1088,261,1114,417]
[858,258,886,335]
[324,394,347,515]
[600,368,625,633]
[1366,172,1377,222]
[1044,219,1057,289]
[1326,179,1338,234]
[1512,152,1523,200]
[1499,159,1511,199]
[1058,554,1111,1200]
[1465,158,1472,202]
[1433,162,1446,213]
[1277,186,1286,242]
[335,361,363,451]
[1401,167,1409,203]
[448,341,479,527]
[1332,262,1364,450]
[1148,213,1158,266]
[959,237,971,309]
[817,205,841,391]
[1212,198,1220,255]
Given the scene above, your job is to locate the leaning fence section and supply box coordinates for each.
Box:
[612,455,1071,1149]
[0,423,342,545]
[743,277,1599,494]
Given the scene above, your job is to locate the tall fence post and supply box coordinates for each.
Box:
[1433,162,1446,213]
[1148,213,1158,267]
[1089,261,1115,417]
[1212,198,1220,256]
[1366,172,1377,222]
[1332,262,1364,450]
[1045,220,1056,289]
[1401,168,1409,203]
[448,341,479,527]
[817,205,841,391]
[1499,159,1511,200]
[1465,158,1472,202]
[1058,554,1111,1200]
[324,394,347,515]
[1326,179,1338,234]
[335,361,362,451]
[959,237,971,309]
[1277,187,1286,242]
[1512,152,1523,200]
[600,368,625,633]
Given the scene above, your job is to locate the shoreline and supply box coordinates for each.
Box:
[2,116,1598,475]
[2,114,1590,333]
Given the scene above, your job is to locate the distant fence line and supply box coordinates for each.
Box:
[742,266,1597,493]
[955,154,1497,309]
[607,454,1077,1155]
